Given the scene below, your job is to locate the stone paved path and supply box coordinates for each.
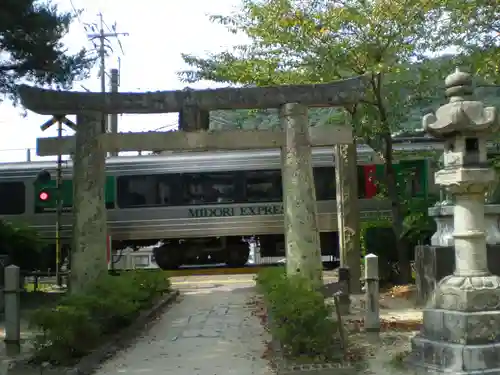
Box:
[96,278,272,375]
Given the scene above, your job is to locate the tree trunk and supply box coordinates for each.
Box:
[371,73,411,285]
[383,134,411,284]
[71,112,108,294]
[334,143,362,293]
[280,103,323,289]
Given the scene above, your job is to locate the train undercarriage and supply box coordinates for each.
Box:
[152,236,251,269]
[116,231,340,270]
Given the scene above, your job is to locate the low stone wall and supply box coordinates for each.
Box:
[414,245,500,305]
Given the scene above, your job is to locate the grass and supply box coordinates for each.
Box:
[24,282,55,293]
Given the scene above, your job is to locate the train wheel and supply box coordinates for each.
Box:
[225,243,250,268]
[153,246,182,270]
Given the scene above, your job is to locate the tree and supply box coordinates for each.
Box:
[179,0,454,283]
[0,0,93,100]
[0,220,45,271]
[438,0,500,84]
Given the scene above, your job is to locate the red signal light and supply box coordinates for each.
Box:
[39,191,49,201]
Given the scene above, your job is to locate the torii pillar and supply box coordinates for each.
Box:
[335,143,361,293]
[72,111,106,292]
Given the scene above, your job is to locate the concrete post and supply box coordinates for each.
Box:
[4,265,20,356]
[364,253,380,333]
[280,102,323,289]
[0,256,8,313]
[334,143,362,293]
[71,112,107,294]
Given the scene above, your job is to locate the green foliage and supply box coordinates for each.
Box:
[402,195,438,245]
[180,0,500,283]
[438,0,500,84]
[0,0,94,100]
[255,267,338,360]
[29,271,171,365]
[0,220,45,270]
[179,0,451,136]
[179,0,461,283]
[210,107,346,130]
[361,194,437,283]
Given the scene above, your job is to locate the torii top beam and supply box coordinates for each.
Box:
[17,75,370,115]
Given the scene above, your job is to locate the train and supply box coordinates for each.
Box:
[0,142,438,270]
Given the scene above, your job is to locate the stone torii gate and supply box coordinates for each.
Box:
[18,76,368,292]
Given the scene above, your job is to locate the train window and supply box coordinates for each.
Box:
[182,172,236,205]
[244,170,282,203]
[117,174,179,208]
[314,167,336,201]
[0,182,25,214]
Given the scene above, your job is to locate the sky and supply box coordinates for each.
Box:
[0,0,247,162]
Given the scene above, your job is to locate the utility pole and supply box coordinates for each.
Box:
[86,13,128,134]
[109,68,119,156]
[55,121,63,286]
[40,116,77,287]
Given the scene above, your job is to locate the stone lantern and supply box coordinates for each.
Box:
[408,69,500,374]
[427,70,500,249]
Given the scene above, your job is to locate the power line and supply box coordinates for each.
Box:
[68,0,84,25]
[84,13,129,135]
[86,13,129,95]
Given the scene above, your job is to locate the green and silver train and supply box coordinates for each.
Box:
[0,142,438,269]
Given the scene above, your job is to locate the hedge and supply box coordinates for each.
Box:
[29,270,171,365]
[255,267,339,361]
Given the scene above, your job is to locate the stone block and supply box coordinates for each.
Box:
[408,334,500,374]
[423,309,500,345]
[409,334,464,373]
[430,275,500,312]
[422,310,444,340]
[415,245,500,306]
[442,310,467,344]
[466,311,500,344]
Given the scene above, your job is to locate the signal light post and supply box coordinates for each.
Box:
[39,116,76,288]
[34,169,62,284]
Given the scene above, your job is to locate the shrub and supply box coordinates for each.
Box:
[256,267,338,360]
[29,270,171,365]
[0,220,45,271]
